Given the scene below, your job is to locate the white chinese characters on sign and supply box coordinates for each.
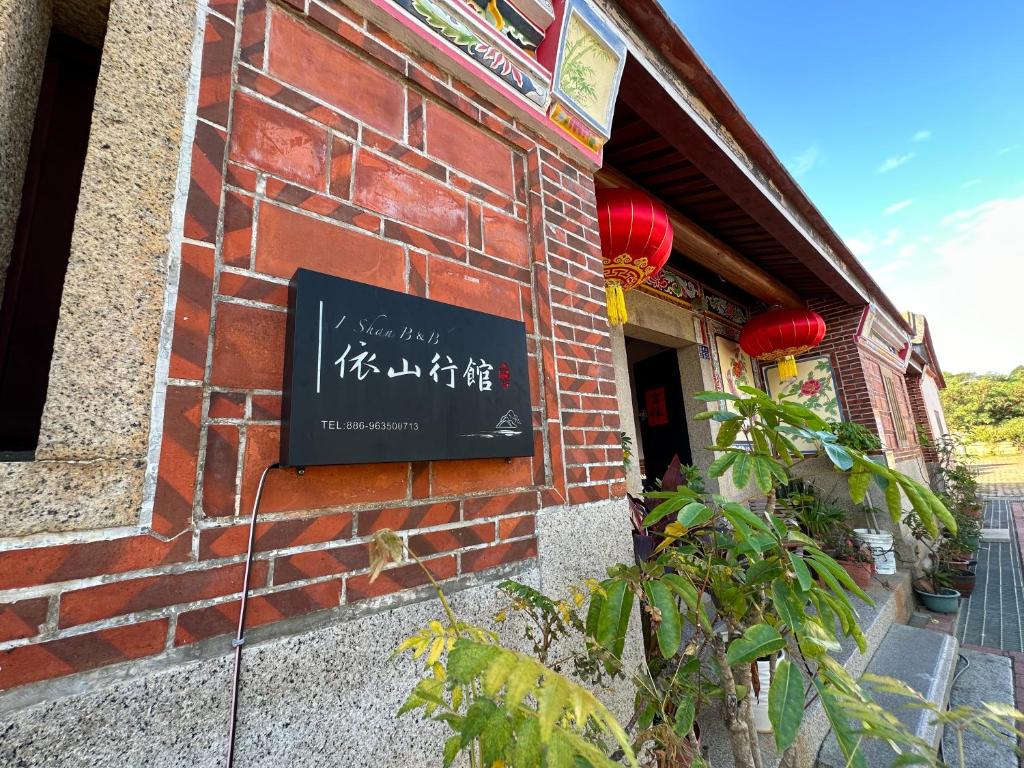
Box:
[322,308,503,393]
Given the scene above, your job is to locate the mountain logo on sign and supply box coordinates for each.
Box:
[496,410,521,430]
[461,410,523,440]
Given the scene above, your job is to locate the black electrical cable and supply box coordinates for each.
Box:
[225,463,280,768]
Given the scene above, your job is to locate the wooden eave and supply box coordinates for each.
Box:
[605,0,913,334]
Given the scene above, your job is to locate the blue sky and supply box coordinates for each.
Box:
[661,0,1024,373]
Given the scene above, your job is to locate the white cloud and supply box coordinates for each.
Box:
[788,144,823,177]
[896,243,918,260]
[881,228,901,246]
[877,152,915,173]
[998,145,1019,155]
[883,199,914,215]
[874,196,1024,373]
[873,257,913,277]
[845,230,876,257]
[961,178,983,189]
[911,130,932,142]
[870,243,918,277]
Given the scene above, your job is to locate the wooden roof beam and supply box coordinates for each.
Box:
[595,166,803,308]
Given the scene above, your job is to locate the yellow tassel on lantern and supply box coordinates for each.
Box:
[778,355,798,380]
[606,280,628,326]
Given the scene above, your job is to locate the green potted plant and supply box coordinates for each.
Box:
[375,386,971,768]
[905,509,962,613]
[822,529,875,589]
[778,480,846,540]
[914,561,960,613]
[935,437,982,519]
[940,528,979,564]
[829,419,883,453]
[937,518,978,597]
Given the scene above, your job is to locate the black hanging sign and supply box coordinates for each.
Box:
[282,268,534,467]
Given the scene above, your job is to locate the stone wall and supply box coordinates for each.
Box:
[0,0,198,536]
[0,0,51,301]
[0,497,639,767]
[0,0,628,718]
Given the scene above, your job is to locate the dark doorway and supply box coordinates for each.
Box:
[633,347,691,488]
[0,31,102,455]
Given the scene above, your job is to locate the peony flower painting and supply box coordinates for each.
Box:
[715,335,755,422]
[764,355,841,451]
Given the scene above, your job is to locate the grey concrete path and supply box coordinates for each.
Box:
[942,648,1018,767]
[958,462,1024,653]
[957,537,1024,652]
[954,457,1024,766]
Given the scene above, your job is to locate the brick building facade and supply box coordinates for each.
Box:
[0,0,948,764]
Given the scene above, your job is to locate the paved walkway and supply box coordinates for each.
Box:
[973,456,1024,497]
[956,456,1024,766]
[956,460,1024,651]
[957,538,1024,651]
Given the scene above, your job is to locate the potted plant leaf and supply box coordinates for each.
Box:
[823,529,876,589]
[905,509,962,613]
[376,386,970,768]
[629,455,706,564]
[914,561,961,613]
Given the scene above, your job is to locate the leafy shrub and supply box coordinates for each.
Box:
[829,420,883,452]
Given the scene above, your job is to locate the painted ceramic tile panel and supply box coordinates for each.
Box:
[641,267,700,308]
[704,289,748,326]
[392,0,550,107]
[763,354,842,451]
[715,335,754,417]
[558,11,617,122]
[548,0,626,146]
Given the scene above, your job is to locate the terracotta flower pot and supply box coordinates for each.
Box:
[949,569,976,597]
[946,558,977,573]
[838,559,873,589]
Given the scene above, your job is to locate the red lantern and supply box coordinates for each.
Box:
[739,307,827,380]
[596,188,673,325]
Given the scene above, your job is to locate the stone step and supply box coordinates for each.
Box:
[941,648,1018,767]
[816,623,959,767]
[696,570,912,768]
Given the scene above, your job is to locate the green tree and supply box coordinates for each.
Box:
[995,417,1024,449]
[940,368,1024,442]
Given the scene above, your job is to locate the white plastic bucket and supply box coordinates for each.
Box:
[853,529,895,575]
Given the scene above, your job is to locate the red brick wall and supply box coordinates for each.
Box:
[0,0,624,692]
[809,297,923,463]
